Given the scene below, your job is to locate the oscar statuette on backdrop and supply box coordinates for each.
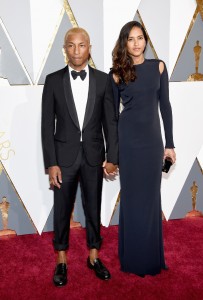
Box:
[185,181,203,218]
[0,196,16,236]
[187,41,203,81]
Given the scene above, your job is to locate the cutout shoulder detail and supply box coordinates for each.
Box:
[113,73,119,84]
[159,61,165,74]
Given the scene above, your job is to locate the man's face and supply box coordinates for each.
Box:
[64,32,91,71]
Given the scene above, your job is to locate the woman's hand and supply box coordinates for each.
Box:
[164,148,176,164]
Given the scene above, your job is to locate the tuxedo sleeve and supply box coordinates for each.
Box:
[109,71,120,119]
[102,75,119,165]
[41,75,57,168]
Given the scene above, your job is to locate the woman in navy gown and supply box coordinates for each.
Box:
[110,21,176,276]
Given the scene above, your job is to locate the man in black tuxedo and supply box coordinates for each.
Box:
[41,27,118,286]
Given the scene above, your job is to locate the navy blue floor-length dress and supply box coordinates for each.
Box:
[111,59,174,276]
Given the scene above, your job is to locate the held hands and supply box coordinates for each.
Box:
[48,166,62,189]
[164,148,176,164]
[102,161,118,176]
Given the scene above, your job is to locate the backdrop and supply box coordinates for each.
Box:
[0,0,203,235]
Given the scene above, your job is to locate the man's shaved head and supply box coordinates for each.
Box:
[64,27,90,46]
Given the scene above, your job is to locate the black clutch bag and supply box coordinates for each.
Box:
[162,158,172,173]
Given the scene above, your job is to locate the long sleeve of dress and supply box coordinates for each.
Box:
[159,62,175,148]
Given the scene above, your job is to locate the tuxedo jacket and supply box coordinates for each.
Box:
[41,65,118,169]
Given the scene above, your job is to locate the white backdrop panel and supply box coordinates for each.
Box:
[30,0,64,83]
[68,0,104,70]
[161,82,203,219]
[101,176,120,227]
[139,0,170,67]
[0,87,53,234]
[169,0,196,77]
[0,0,33,80]
[103,0,142,72]
[139,0,197,77]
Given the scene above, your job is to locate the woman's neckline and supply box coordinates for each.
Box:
[133,58,146,66]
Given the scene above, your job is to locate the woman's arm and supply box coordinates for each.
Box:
[159,61,176,163]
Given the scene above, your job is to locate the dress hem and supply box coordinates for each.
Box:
[120,265,168,277]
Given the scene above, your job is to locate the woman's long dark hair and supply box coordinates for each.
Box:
[112,21,148,84]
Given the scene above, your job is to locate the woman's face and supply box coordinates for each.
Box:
[127,26,146,60]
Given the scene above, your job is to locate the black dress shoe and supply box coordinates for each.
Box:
[87,257,111,280]
[53,263,67,287]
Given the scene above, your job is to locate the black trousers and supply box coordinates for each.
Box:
[53,144,103,251]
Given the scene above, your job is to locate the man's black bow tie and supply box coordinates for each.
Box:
[71,69,87,81]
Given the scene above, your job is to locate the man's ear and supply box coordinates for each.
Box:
[62,47,68,65]
[88,45,92,60]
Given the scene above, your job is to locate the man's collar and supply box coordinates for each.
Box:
[68,64,89,72]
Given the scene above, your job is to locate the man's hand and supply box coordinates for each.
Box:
[102,161,118,176]
[48,166,62,189]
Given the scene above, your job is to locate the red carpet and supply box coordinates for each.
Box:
[0,219,203,300]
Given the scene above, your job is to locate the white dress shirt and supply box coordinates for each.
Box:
[69,65,89,141]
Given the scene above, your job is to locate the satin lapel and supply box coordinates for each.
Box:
[63,66,80,129]
[83,66,96,130]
